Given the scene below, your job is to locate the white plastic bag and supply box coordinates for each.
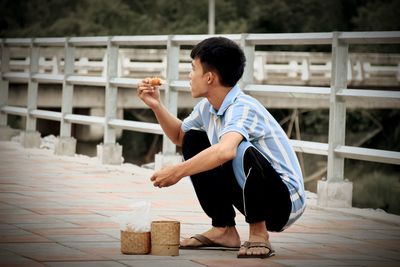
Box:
[111,201,151,232]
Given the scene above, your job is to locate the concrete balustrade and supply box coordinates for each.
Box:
[4,47,400,87]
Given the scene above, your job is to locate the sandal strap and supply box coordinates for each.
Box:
[190,234,215,246]
[248,242,269,248]
[241,241,251,248]
[241,241,272,250]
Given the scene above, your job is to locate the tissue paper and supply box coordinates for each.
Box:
[112,201,151,232]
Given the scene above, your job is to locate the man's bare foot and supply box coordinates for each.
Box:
[238,221,274,257]
[180,226,240,248]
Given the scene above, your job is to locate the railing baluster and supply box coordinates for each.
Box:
[26,40,39,132]
[328,32,348,182]
[60,39,74,138]
[318,32,353,207]
[0,41,10,127]
[97,38,122,165]
[240,34,255,88]
[21,39,41,148]
[155,35,182,170]
[104,38,119,144]
[54,38,76,156]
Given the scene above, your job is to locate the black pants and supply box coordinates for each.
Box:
[182,130,292,232]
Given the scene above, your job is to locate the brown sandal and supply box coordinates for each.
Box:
[179,234,240,251]
[237,241,275,258]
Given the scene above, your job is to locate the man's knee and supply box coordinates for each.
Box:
[182,130,210,159]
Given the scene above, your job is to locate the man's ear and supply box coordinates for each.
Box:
[207,72,214,84]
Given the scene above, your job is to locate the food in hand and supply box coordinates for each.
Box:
[149,77,163,86]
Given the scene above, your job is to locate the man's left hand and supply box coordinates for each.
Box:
[150,165,182,188]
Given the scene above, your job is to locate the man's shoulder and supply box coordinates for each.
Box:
[194,98,210,111]
[235,93,264,109]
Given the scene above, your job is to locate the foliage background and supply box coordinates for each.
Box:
[1,0,400,37]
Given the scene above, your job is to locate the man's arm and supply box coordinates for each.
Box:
[152,103,185,146]
[151,131,243,188]
[137,79,185,146]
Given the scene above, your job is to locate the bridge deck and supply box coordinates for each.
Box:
[0,141,399,266]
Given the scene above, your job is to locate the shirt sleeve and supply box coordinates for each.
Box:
[181,100,205,132]
[218,104,256,141]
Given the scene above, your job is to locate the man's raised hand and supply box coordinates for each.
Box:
[137,77,163,110]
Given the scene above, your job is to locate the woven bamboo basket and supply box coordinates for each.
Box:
[151,220,180,256]
[120,230,151,255]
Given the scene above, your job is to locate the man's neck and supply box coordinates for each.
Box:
[207,85,231,111]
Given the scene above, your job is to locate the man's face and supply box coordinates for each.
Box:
[189,58,209,98]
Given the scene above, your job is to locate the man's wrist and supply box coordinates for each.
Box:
[151,102,163,112]
[175,161,187,179]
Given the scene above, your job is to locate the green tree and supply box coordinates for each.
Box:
[352,0,400,31]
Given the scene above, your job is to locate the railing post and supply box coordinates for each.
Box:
[0,41,9,127]
[21,39,41,148]
[0,40,18,140]
[54,38,77,156]
[97,38,122,165]
[240,34,255,88]
[317,32,353,208]
[155,35,182,170]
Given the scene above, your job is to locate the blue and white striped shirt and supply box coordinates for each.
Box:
[181,85,306,226]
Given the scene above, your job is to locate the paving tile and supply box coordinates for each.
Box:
[30,228,101,237]
[49,214,113,222]
[0,243,107,261]
[272,259,355,266]
[48,234,118,243]
[0,208,36,215]
[0,213,62,224]
[364,239,400,251]
[72,221,119,229]
[270,234,309,244]
[95,228,120,239]
[0,249,47,267]
[0,202,17,209]
[286,233,365,245]
[176,249,239,261]
[58,241,122,259]
[28,208,94,215]
[0,229,51,243]
[318,252,387,261]
[373,229,400,237]
[0,223,18,230]
[325,229,400,241]
[340,260,400,267]
[122,259,206,267]
[45,261,127,267]
[333,243,400,261]
[193,258,286,267]
[16,222,81,230]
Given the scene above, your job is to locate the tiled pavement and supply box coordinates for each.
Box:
[0,140,399,267]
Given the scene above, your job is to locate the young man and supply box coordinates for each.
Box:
[137,37,305,258]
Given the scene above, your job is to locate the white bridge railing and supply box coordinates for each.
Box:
[4,47,400,87]
[1,32,400,206]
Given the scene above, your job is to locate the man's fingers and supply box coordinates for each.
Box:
[140,88,155,94]
[138,86,155,95]
[153,181,162,188]
[150,173,161,186]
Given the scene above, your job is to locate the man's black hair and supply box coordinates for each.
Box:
[190,37,246,87]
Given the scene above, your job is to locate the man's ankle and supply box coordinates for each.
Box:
[213,225,234,231]
[249,221,269,239]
